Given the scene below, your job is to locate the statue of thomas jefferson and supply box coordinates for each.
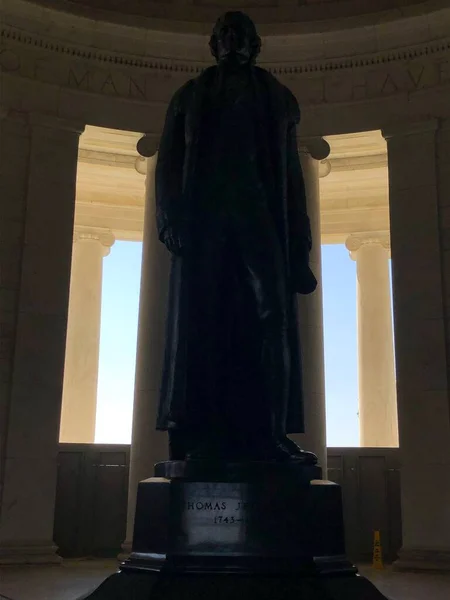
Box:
[155,12,318,463]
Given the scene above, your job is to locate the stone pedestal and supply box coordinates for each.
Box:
[81,461,388,600]
[127,461,337,575]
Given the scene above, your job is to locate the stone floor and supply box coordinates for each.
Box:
[1,560,450,600]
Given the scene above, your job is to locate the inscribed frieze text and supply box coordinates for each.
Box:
[2,44,450,106]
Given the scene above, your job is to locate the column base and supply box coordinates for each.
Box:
[117,541,132,563]
[394,547,450,572]
[0,540,62,565]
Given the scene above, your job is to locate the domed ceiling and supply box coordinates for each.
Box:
[4,0,448,74]
[27,0,435,31]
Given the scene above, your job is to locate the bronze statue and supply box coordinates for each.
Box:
[155,11,317,462]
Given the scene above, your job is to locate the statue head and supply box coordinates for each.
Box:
[209,11,261,65]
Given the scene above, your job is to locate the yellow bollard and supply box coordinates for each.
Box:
[372,530,384,570]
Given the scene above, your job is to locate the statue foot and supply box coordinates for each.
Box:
[242,439,318,463]
[280,437,318,464]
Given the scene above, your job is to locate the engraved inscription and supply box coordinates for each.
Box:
[184,498,258,525]
[68,67,151,99]
[186,501,227,510]
[214,515,241,524]
[1,44,450,106]
[285,58,450,106]
[68,68,90,90]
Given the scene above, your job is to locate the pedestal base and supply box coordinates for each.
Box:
[80,570,389,600]
[81,461,389,599]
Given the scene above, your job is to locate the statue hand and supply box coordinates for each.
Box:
[292,265,317,295]
[162,224,190,256]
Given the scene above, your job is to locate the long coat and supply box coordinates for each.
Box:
[155,65,312,434]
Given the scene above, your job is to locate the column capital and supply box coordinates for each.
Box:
[297,136,330,161]
[73,227,115,256]
[346,232,391,260]
[135,156,147,175]
[382,119,438,141]
[136,134,159,158]
[135,153,158,180]
[319,159,332,179]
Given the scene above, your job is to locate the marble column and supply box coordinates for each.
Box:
[0,111,84,564]
[122,139,170,553]
[346,232,398,447]
[290,138,330,473]
[60,227,115,443]
[383,119,450,570]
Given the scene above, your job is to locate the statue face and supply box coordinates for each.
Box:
[215,17,252,65]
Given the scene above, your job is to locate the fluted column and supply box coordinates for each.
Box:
[383,119,450,570]
[346,232,398,447]
[60,227,115,443]
[122,139,170,552]
[289,137,330,473]
[0,112,84,564]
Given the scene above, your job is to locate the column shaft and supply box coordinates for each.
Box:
[290,143,328,472]
[383,119,450,570]
[124,154,169,550]
[60,228,114,443]
[347,235,398,447]
[0,112,84,564]
[0,111,29,487]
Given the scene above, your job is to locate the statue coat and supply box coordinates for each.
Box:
[155,65,312,434]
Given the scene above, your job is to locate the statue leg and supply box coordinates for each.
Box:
[168,428,192,461]
[236,210,315,463]
[235,211,290,457]
[183,222,236,459]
